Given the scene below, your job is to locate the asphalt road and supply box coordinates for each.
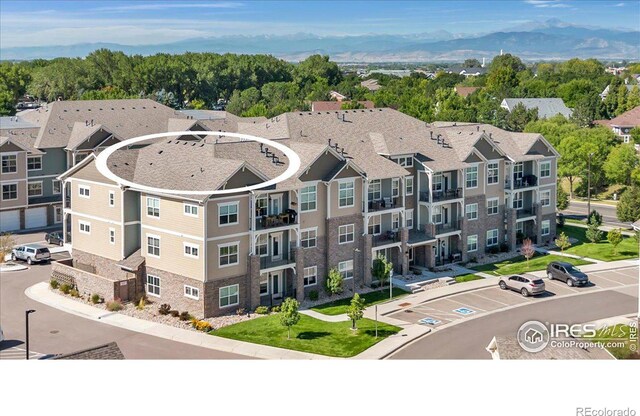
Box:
[0,259,251,359]
[561,200,630,228]
[389,283,638,359]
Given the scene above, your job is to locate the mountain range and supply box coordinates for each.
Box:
[1,19,638,62]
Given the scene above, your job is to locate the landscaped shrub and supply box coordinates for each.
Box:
[254,306,269,315]
[271,305,281,313]
[49,279,59,289]
[136,297,146,310]
[60,283,72,294]
[179,311,191,321]
[499,242,509,253]
[158,304,171,315]
[106,299,123,311]
[309,290,319,301]
[69,288,80,297]
[190,318,212,332]
[169,310,179,317]
[236,308,246,316]
[91,293,100,304]
[488,246,499,255]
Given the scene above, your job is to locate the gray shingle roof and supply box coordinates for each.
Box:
[54,342,125,360]
[501,98,572,119]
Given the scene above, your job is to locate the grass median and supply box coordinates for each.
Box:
[212,313,401,358]
[559,225,638,262]
[311,288,408,316]
[471,252,593,276]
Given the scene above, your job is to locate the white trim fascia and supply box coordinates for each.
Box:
[142,223,204,241]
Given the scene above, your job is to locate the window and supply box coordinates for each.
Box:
[108,191,115,207]
[339,260,354,280]
[300,184,317,212]
[109,228,115,244]
[465,203,478,221]
[513,192,523,209]
[184,285,200,300]
[466,166,478,189]
[146,197,160,217]
[54,206,63,223]
[27,182,42,197]
[368,215,381,235]
[27,156,42,171]
[301,228,317,248]
[219,284,239,308]
[219,242,239,267]
[2,183,17,200]
[260,278,268,295]
[256,196,267,217]
[487,162,499,185]
[304,266,317,287]
[338,224,354,244]
[147,235,160,257]
[432,205,442,224]
[368,180,381,201]
[395,156,413,167]
[79,185,90,198]
[405,209,414,228]
[540,161,551,178]
[467,235,478,252]
[338,180,355,207]
[52,180,61,195]
[432,174,442,191]
[184,243,199,258]
[1,155,17,173]
[219,202,238,225]
[392,212,400,230]
[541,220,550,236]
[392,178,400,197]
[184,203,198,217]
[513,162,524,180]
[516,221,524,236]
[487,229,499,247]
[255,234,268,256]
[79,220,91,234]
[540,190,551,207]
[487,198,499,215]
[405,176,414,196]
[146,275,161,297]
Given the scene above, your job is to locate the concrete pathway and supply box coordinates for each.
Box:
[300,309,349,322]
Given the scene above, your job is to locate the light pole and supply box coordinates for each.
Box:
[353,248,360,294]
[25,309,35,360]
[389,269,394,299]
[587,152,594,221]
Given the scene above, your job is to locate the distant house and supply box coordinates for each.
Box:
[486,336,613,360]
[500,98,573,119]
[329,91,347,102]
[454,86,479,98]
[600,83,638,100]
[311,101,375,111]
[594,105,640,144]
[360,79,381,92]
[447,66,488,78]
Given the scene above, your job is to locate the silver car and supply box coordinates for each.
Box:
[499,274,546,297]
[11,244,51,265]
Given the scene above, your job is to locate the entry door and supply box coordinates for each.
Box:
[271,233,283,261]
[444,174,449,192]
[443,207,449,225]
[270,271,283,298]
[270,194,282,216]
[439,239,448,259]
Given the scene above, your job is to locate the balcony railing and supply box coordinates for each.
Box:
[373,230,400,247]
[260,248,296,270]
[435,218,461,235]
[255,209,298,230]
[433,188,463,202]
[367,197,401,212]
[516,206,537,219]
[408,228,436,244]
[506,175,538,190]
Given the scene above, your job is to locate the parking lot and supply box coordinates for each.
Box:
[389,266,639,327]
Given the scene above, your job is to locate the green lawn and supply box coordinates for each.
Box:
[558,225,639,262]
[454,274,484,283]
[590,324,639,360]
[311,288,408,316]
[471,252,593,276]
[212,314,401,357]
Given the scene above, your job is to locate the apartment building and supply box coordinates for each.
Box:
[53,106,558,318]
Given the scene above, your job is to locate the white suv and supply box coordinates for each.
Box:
[11,244,51,265]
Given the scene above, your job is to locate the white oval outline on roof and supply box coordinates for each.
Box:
[95,131,301,195]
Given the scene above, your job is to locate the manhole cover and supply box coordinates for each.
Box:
[399,302,411,307]
[404,310,414,313]
[50,330,59,334]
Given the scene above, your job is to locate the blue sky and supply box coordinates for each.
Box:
[1,0,638,48]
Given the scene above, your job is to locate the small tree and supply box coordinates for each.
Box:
[279,297,300,340]
[346,293,365,330]
[555,232,572,252]
[0,233,16,263]
[585,215,603,243]
[521,238,535,268]
[372,254,393,291]
[325,268,343,296]
[556,185,569,211]
[589,210,603,227]
[607,228,623,255]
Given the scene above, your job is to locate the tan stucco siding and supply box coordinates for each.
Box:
[72,158,117,185]
[330,176,363,217]
[206,235,250,280]
[140,193,204,237]
[142,228,204,281]
[207,195,250,238]
[72,214,122,261]
[70,179,122,222]
[0,180,27,209]
[299,181,326,237]
[0,151,27,183]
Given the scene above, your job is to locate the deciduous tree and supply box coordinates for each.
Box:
[346,293,365,330]
[606,228,623,255]
[279,297,300,340]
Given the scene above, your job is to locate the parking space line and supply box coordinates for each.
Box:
[545,279,580,293]
[591,274,625,286]
[608,270,639,282]
[469,291,510,307]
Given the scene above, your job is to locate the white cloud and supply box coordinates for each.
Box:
[93,2,245,12]
[524,0,570,8]
[614,2,625,7]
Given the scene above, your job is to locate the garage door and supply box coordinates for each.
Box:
[25,207,47,229]
[0,210,21,232]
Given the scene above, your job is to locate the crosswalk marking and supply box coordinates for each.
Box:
[0,346,45,360]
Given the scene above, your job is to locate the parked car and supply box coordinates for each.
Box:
[546,261,589,287]
[45,231,64,246]
[499,274,546,297]
[11,244,51,265]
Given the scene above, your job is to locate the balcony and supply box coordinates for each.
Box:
[367,197,402,212]
[260,248,296,270]
[255,209,298,230]
[506,174,538,190]
[372,230,400,247]
[435,218,461,235]
[516,206,537,219]
[408,228,436,245]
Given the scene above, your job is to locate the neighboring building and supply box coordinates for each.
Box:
[454,86,479,98]
[360,79,381,92]
[446,67,488,78]
[311,101,375,111]
[605,66,626,76]
[329,91,347,102]
[500,98,573,119]
[366,69,413,78]
[594,105,640,144]
[55,105,559,318]
[486,336,613,360]
[600,83,638,100]
[54,342,125,360]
